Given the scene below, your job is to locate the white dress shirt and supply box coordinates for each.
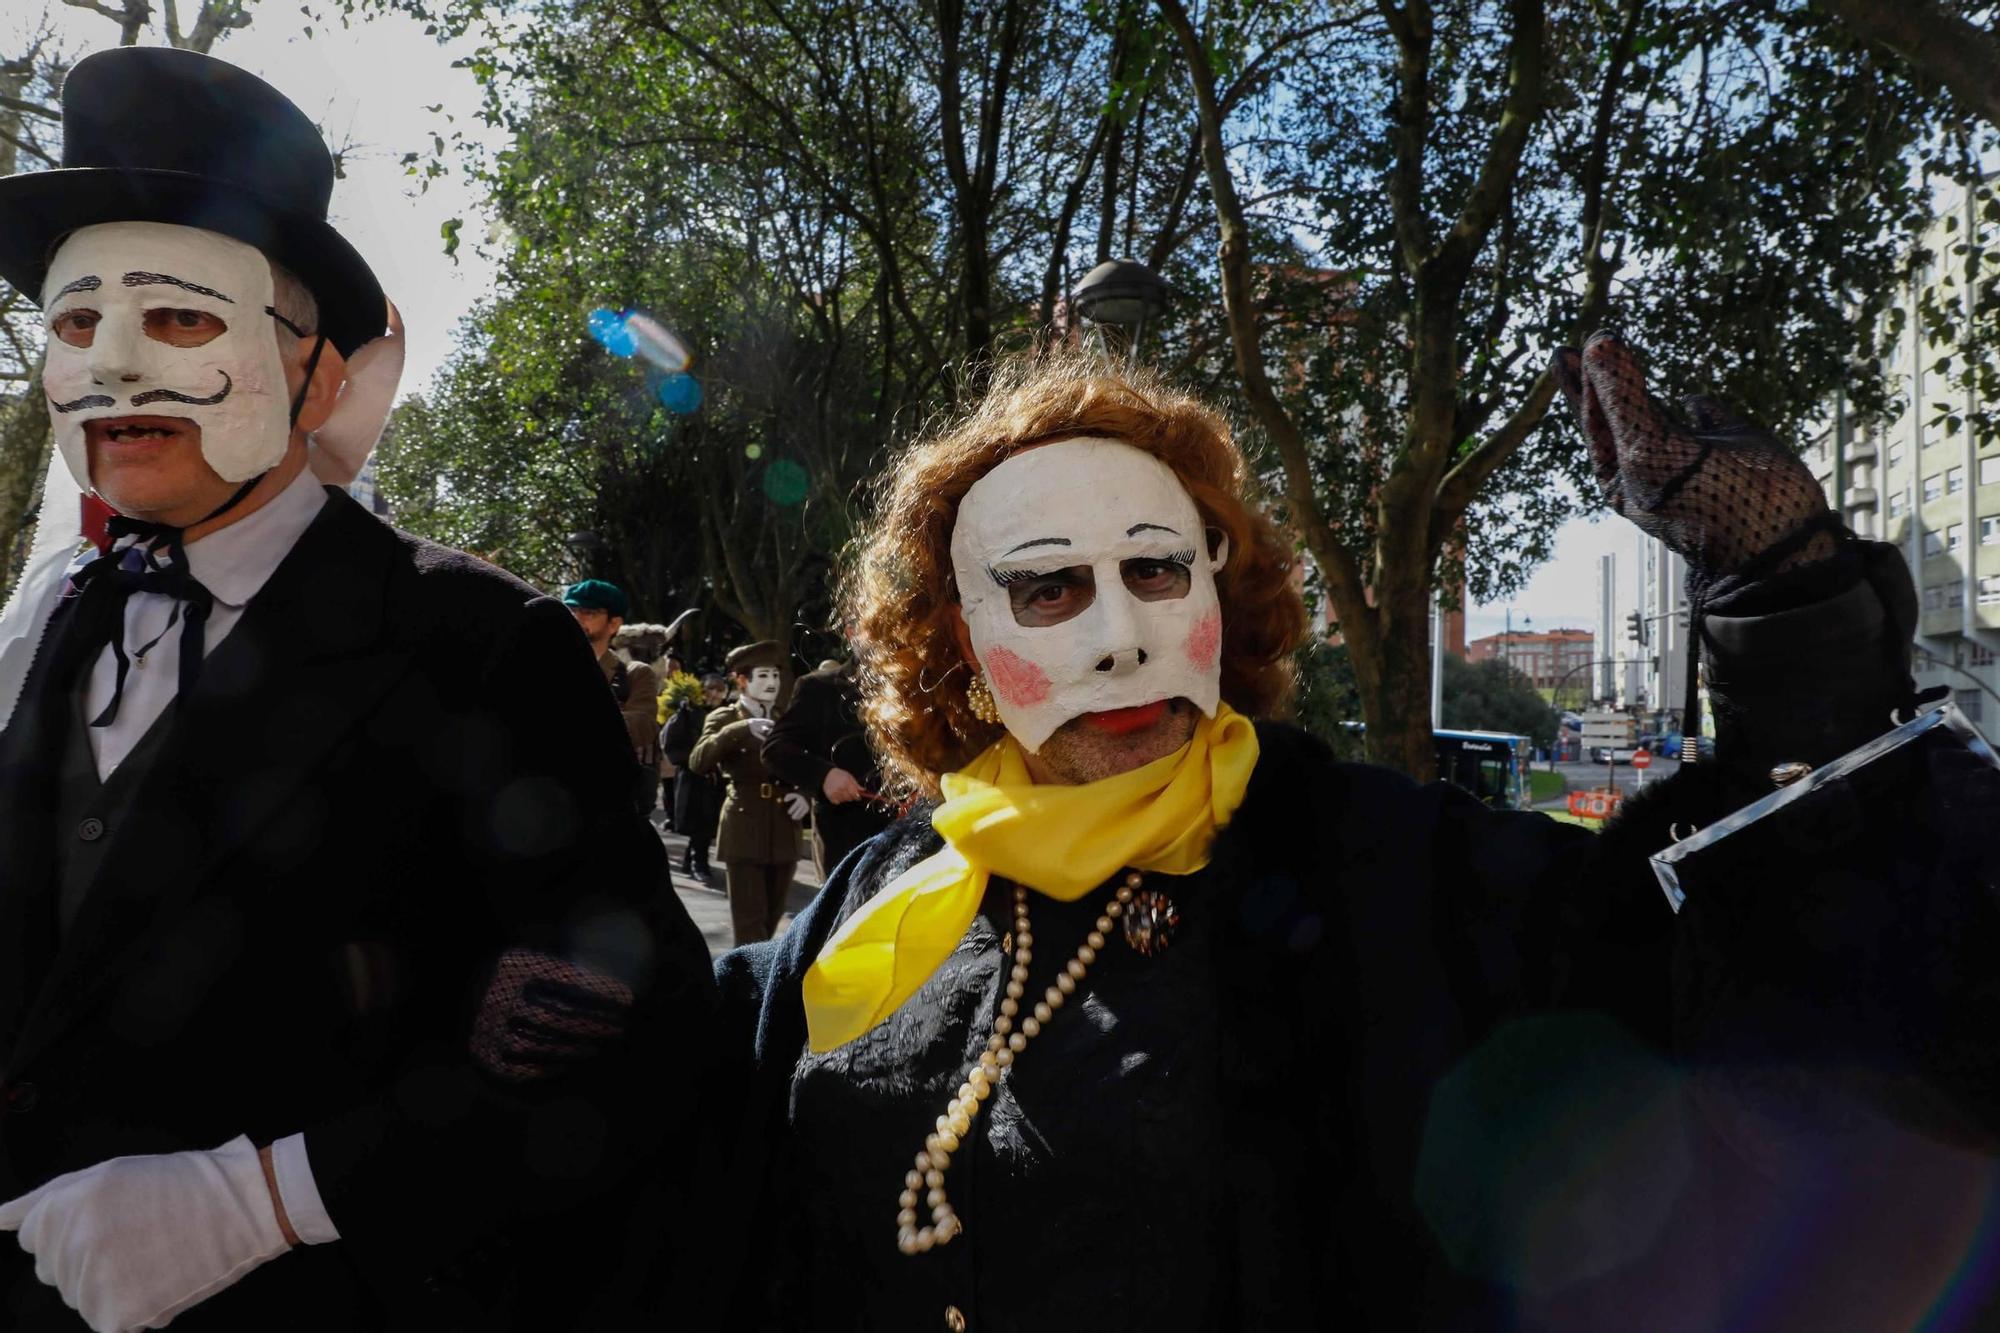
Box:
[78,464,341,1243]
[84,467,329,780]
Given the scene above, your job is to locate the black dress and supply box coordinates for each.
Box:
[701,546,2000,1331]
[664,700,721,850]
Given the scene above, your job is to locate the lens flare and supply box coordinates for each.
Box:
[656,372,702,414]
[589,308,703,415]
[762,457,809,506]
[586,308,636,358]
[623,312,691,374]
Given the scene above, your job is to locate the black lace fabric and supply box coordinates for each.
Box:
[471,947,635,1083]
[1554,333,1836,575]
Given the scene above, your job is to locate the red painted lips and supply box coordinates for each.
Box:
[1080,700,1171,735]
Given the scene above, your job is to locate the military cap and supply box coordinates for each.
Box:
[725,640,786,674]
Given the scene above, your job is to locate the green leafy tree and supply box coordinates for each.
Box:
[1441,653,1557,750]
[367,0,1978,775]
[1159,0,1957,778]
[367,0,1253,643]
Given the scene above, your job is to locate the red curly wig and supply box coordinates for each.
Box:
[842,354,1308,798]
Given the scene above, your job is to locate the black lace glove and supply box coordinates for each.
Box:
[1552,331,1837,576]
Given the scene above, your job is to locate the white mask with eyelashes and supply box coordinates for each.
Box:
[41,222,292,491]
[950,437,1229,753]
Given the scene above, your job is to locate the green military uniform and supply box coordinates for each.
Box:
[689,641,799,944]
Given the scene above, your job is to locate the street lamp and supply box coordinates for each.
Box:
[566,528,608,579]
[1071,259,1174,368]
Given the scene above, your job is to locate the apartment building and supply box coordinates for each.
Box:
[1466,626,1595,690]
[1804,182,2000,725]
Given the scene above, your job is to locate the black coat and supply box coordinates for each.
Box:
[663,701,721,841]
[0,490,715,1331]
[702,544,2000,1331]
[760,668,892,873]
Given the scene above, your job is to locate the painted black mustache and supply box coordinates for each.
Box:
[130,372,232,408]
[49,371,234,415]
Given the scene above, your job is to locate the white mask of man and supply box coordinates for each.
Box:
[743,665,783,705]
[950,437,1229,753]
[41,222,293,491]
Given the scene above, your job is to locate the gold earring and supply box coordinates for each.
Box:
[966,671,1002,724]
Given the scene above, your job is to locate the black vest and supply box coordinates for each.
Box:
[51,691,177,936]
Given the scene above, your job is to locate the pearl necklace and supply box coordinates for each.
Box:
[895,871,1141,1256]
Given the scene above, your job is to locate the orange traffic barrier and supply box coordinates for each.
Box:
[1565,789,1623,821]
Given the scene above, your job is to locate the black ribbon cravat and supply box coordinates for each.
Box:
[67,515,217,728]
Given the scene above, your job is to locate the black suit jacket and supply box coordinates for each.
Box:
[0,489,714,1330]
[760,668,891,871]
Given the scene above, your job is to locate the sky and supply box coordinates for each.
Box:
[1463,513,1628,642]
[10,4,1620,635]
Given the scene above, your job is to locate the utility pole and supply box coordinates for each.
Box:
[1430,591,1444,731]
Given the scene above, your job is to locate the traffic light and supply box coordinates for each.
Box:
[1625,610,1648,646]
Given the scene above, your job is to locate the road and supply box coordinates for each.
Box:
[1545,756,1680,804]
[652,814,824,959]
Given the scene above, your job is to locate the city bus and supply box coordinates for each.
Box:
[1433,729,1533,811]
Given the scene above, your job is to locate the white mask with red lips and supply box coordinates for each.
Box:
[950,437,1228,754]
[41,222,292,491]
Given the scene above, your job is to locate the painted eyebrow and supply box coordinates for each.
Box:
[121,271,235,303]
[1127,522,1181,537]
[52,275,101,301]
[1000,537,1072,557]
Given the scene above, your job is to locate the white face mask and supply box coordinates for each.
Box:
[743,665,783,704]
[951,437,1229,753]
[42,222,293,491]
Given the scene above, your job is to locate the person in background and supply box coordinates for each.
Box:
[763,656,894,878]
[690,641,804,945]
[662,672,726,879]
[561,580,659,817]
[614,622,669,819]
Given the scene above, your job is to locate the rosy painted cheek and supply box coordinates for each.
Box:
[1183,610,1222,671]
[984,646,1052,708]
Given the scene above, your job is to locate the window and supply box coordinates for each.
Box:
[1925,474,1944,503]
[1983,455,2000,487]
[1949,523,1965,552]
[1890,492,1908,519]
[1981,575,2000,606]
[1949,466,1966,495]
[1956,689,1985,723]
[1983,516,2000,546]
[1924,530,1945,558]
[1949,580,1965,609]
[1925,585,1945,610]
[1891,442,1908,468]
[1971,642,1996,668]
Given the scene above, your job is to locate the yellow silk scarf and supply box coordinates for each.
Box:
[802,703,1259,1052]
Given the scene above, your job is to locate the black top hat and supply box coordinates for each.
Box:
[0,47,385,356]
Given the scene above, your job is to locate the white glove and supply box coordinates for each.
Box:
[746,717,775,741]
[0,1136,292,1331]
[783,791,811,821]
